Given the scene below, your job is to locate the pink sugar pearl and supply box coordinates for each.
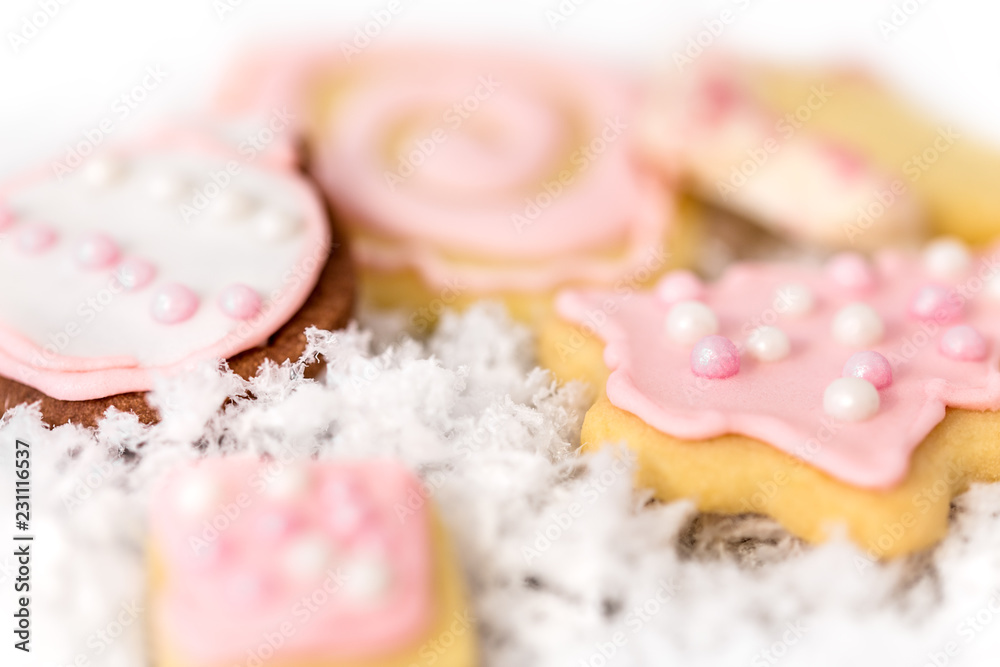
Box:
[826,252,876,292]
[690,335,740,379]
[151,283,199,324]
[114,258,156,291]
[217,284,262,320]
[16,224,57,254]
[842,351,892,389]
[656,270,705,304]
[75,233,120,270]
[0,204,14,231]
[909,284,962,323]
[939,325,988,361]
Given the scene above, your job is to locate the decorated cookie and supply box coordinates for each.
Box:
[216,45,693,325]
[148,457,475,667]
[540,238,1000,557]
[740,62,1000,246]
[639,57,927,251]
[0,126,353,426]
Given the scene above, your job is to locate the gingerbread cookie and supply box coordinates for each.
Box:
[0,126,354,426]
[540,239,1000,557]
[148,457,475,667]
[216,45,695,326]
[639,56,927,251]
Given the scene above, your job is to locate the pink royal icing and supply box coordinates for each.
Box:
[557,241,1000,489]
[309,47,674,293]
[638,57,925,250]
[0,127,329,401]
[150,458,433,663]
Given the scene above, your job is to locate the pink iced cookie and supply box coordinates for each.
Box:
[149,458,473,667]
[0,126,330,402]
[295,46,676,294]
[638,57,926,250]
[555,240,1000,489]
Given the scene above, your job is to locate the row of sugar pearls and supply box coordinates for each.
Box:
[824,351,892,422]
[151,282,262,324]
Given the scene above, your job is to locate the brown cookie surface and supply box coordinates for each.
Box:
[0,228,354,428]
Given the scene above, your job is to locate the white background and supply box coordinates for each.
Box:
[0,0,999,177]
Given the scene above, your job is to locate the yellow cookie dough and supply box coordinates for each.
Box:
[540,315,1000,558]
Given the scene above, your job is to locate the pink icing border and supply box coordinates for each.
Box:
[0,127,330,401]
[150,457,434,663]
[557,249,1000,489]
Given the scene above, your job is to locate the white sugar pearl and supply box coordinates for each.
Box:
[265,465,310,500]
[146,173,190,202]
[255,209,302,241]
[923,237,971,279]
[82,155,125,187]
[174,474,219,516]
[282,534,334,582]
[209,190,254,223]
[774,283,814,317]
[665,300,718,345]
[341,556,391,601]
[831,303,884,347]
[823,377,880,422]
[746,326,790,362]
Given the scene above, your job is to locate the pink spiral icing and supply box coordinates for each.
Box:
[150,458,433,664]
[556,244,1000,489]
[310,48,674,292]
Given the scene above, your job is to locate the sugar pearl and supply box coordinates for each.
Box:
[655,270,704,304]
[0,205,14,231]
[150,283,199,324]
[826,253,876,292]
[823,377,880,422]
[82,155,125,187]
[746,326,790,362]
[690,335,740,379]
[146,173,190,203]
[265,465,311,500]
[282,534,334,582]
[923,237,971,279]
[255,209,302,242]
[832,303,884,347]
[939,325,988,361]
[341,557,391,601]
[174,474,219,516]
[909,284,961,323]
[774,282,814,317]
[209,190,254,223]
[17,224,57,254]
[665,300,718,345]
[114,258,156,291]
[842,351,892,389]
[218,284,262,320]
[75,233,120,270]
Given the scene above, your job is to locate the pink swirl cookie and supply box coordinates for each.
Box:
[541,238,1000,557]
[0,126,353,425]
[216,45,687,323]
[149,457,475,667]
[639,56,926,250]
